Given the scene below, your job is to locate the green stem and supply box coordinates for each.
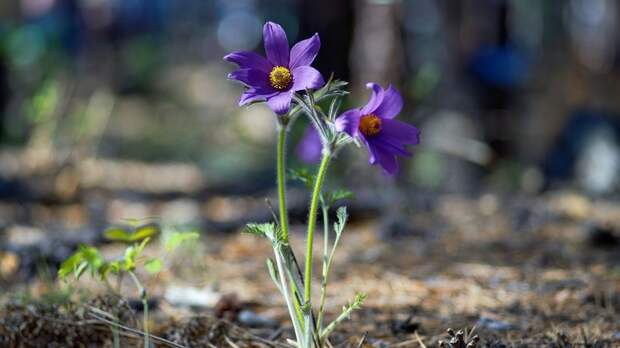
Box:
[274,250,305,346]
[276,121,290,241]
[316,201,329,334]
[128,271,149,348]
[304,151,332,346]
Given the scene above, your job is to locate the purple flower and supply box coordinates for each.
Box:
[296,125,322,164]
[336,83,420,175]
[224,22,325,115]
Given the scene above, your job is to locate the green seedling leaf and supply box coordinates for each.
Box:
[123,246,136,271]
[58,251,85,279]
[136,237,150,254]
[144,258,163,274]
[59,245,106,280]
[103,226,133,242]
[74,261,89,279]
[165,231,199,252]
[121,237,151,271]
[131,223,160,241]
[100,261,121,279]
[79,245,104,277]
[104,223,160,243]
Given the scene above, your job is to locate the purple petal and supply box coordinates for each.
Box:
[239,88,277,106]
[266,91,293,115]
[291,66,325,91]
[335,109,361,137]
[380,119,420,145]
[224,51,273,73]
[360,83,384,114]
[296,125,323,163]
[367,140,399,175]
[289,33,320,69]
[263,22,289,67]
[372,135,412,157]
[228,68,271,89]
[373,85,403,119]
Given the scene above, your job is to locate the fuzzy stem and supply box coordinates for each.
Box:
[128,271,149,348]
[317,211,345,345]
[274,250,305,346]
[276,121,290,242]
[316,201,330,334]
[304,151,332,346]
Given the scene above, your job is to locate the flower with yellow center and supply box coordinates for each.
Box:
[269,66,293,90]
[224,22,324,114]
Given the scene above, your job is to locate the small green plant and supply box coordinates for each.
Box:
[58,221,199,348]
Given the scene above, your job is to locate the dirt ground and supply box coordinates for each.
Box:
[2,190,620,347]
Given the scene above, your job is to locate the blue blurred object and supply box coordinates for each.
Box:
[470,44,528,89]
[113,0,167,35]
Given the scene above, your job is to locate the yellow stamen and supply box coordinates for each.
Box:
[359,114,382,136]
[269,66,293,90]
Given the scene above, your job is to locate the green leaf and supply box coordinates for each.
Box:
[121,238,151,271]
[165,231,200,252]
[136,237,150,254]
[103,226,133,242]
[103,223,160,243]
[58,251,85,279]
[288,168,315,190]
[100,261,121,279]
[328,97,342,120]
[327,189,354,205]
[74,261,89,279]
[59,245,106,280]
[144,258,163,274]
[321,292,367,340]
[265,258,280,290]
[333,206,348,236]
[123,245,138,271]
[79,245,104,275]
[130,223,160,241]
[123,253,135,271]
[245,223,277,241]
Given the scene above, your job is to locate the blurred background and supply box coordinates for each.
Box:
[1,0,620,287]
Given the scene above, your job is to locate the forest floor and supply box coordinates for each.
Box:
[1,172,620,347]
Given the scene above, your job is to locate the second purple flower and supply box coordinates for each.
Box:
[336,83,420,175]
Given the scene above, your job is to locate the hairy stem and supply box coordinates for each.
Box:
[128,271,149,348]
[316,201,330,334]
[304,151,332,346]
[276,121,290,242]
[274,250,305,346]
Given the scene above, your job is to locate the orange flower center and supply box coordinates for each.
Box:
[269,66,292,90]
[359,114,382,136]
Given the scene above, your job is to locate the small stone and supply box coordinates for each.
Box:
[237,310,278,328]
[476,316,515,331]
[164,285,221,308]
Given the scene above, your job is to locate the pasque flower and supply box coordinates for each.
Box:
[224,22,325,115]
[336,83,420,175]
